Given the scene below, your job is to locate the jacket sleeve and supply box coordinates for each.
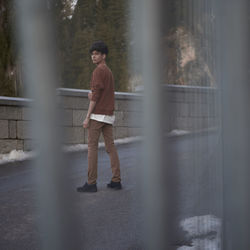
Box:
[90,68,105,102]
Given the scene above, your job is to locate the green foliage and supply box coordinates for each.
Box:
[0,0,16,96]
[61,0,129,92]
[0,0,217,96]
[0,0,130,96]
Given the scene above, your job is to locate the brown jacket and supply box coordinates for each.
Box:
[90,63,115,115]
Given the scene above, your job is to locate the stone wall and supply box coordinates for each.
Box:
[0,88,142,154]
[165,85,218,132]
[0,97,33,154]
[0,86,218,154]
[59,88,142,146]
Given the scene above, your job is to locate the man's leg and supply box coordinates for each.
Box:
[102,124,121,183]
[87,120,102,184]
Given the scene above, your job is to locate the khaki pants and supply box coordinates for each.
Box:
[87,119,121,185]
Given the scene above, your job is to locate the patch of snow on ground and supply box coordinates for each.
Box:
[0,150,36,165]
[177,215,221,250]
[168,129,190,136]
[177,247,196,250]
[181,214,221,237]
[0,136,142,165]
[62,144,88,153]
[63,136,142,153]
[113,136,142,145]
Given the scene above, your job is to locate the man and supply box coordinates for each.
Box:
[77,41,122,193]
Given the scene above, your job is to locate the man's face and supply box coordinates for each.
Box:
[91,50,106,65]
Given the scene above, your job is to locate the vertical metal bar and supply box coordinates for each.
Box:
[220,0,250,249]
[133,0,166,249]
[14,1,79,249]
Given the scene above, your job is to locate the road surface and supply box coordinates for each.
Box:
[0,132,222,249]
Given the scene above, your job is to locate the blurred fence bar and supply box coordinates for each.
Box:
[135,0,167,249]
[15,1,79,249]
[220,0,250,249]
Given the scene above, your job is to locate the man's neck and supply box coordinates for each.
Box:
[96,60,106,66]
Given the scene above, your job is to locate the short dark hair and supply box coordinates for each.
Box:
[89,41,109,55]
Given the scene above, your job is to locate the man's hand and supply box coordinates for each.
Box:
[83,100,96,129]
[83,117,90,128]
[88,91,92,100]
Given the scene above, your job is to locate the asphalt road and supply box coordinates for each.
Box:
[0,132,223,250]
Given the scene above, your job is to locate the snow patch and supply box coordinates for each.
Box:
[168,129,190,136]
[62,144,88,153]
[178,215,221,250]
[0,136,142,165]
[63,136,142,153]
[181,214,221,237]
[0,150,36,165]
[177,247,195,250]
[113,136,142,145]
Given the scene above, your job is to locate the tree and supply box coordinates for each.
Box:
[0,0,18,96]
[0,0,131,96]
[95,0,129,92]
[61,0,129,92]
[63,0,96,89]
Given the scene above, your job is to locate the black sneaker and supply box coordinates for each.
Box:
[77,182,97,193]
[107,181,122,190]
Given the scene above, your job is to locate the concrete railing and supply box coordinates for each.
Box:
[0,86,218,154]
[0,88,142,154]
[165,85,219,132]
